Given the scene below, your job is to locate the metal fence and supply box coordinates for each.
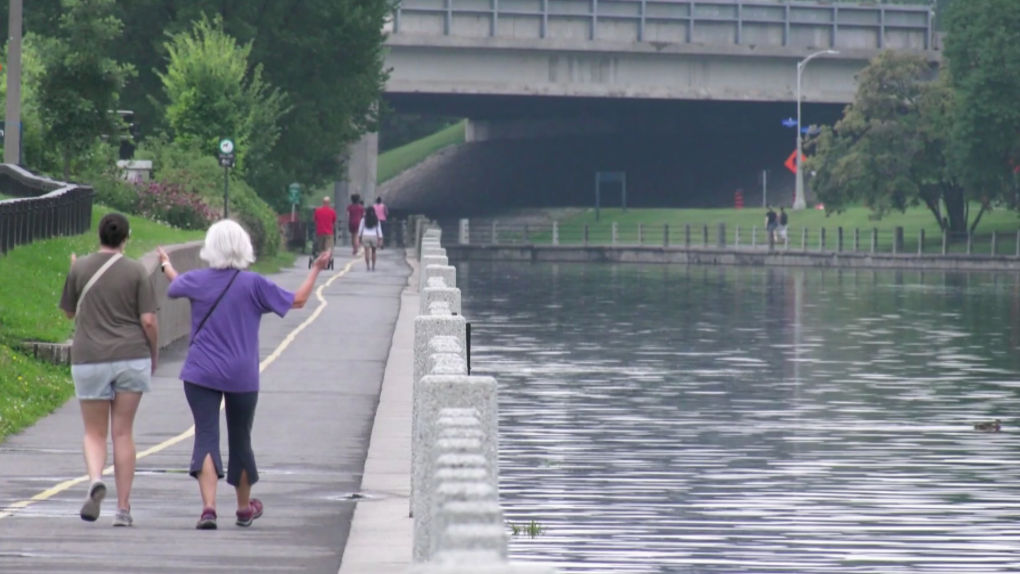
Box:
[0,165,95,255]
[448,218,1020,257]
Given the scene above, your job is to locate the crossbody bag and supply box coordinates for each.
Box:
[75,253,123,318]
[190,270,241,347]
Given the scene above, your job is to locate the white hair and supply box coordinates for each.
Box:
[200,219,255,269]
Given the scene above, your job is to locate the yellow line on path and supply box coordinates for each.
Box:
[0,256,360,521]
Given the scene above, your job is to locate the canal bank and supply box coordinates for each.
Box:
[444,243,1020,272]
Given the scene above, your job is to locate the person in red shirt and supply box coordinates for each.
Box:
[312,197,337,260]
[346,194,365,256]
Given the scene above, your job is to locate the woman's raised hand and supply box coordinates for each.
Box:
[313,251,331,270]
[156,246,170,265]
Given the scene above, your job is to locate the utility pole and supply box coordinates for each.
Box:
[4,0,23,165]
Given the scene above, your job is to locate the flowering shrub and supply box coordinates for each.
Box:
[135,181,217,230]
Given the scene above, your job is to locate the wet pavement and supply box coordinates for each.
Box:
[457,262,1020,574]
[0,250,410,573]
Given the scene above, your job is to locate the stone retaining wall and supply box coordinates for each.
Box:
[21,241,207,365]
[408,226,558,573]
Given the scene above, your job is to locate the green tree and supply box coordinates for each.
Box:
[159,14,287,176]
[36,0,134,180]
[943,0,1020,206]
[807,51,975,233]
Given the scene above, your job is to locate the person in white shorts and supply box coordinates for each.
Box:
[358,205,383,271]
[59,213,159,527]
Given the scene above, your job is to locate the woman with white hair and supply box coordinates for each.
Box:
[156,220,329,530]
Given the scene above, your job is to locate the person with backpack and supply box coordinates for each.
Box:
[156,220,330,530]
[60,213,159,527]
[359,204,383,271]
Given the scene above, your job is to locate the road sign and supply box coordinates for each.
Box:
[219,139,234,154]
[785,150,806,174]
[218,154,235,168]
[287,183,301,205]
[782,118,798,128]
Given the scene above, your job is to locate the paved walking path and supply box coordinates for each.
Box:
[0,247,411,574]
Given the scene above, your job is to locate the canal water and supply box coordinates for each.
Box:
[455,261,1020,574]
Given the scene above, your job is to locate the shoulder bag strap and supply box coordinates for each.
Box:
[75,253,123,317]
[190,270,241,347]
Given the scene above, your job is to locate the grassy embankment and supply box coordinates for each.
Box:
[0,206,294,441]
[377,120,466,184]
[533,206,1020,254]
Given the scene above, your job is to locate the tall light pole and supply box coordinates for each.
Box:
[4,0,23,166]
[793,49,839,210]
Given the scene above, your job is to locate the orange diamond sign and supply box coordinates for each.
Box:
[785,150,806,174]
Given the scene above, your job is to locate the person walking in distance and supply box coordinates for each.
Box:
[346,194,365,256]
[59,213,159,527]
[359,204,383,271]
[156,220,330,529]
[312,196,337,260]
[765,206,778,244]
[373,197,389,250]
[778,207,789,246]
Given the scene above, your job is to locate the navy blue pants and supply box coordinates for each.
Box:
[184,382,259,487]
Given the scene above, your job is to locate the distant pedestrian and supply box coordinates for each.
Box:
[60,213,159,527]
[312,197,337,260]
[359,204,383,271]
[778,207,789,244]
[156,220,330,530]
[765,207,778,243]
[346,194,365,256]
[373,197,389,249]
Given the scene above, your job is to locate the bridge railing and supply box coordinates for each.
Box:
[0,165,94,256]
[392,0,933,52]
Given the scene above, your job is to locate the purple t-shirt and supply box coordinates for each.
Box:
[168,269,295,393]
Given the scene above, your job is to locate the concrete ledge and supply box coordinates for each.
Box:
[444,244,1020,272]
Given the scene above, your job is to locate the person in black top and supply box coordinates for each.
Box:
[765,207,778,243]
[778,207,789,244]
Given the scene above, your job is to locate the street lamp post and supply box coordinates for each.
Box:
[793,49,839,211]
[4,0,23,166]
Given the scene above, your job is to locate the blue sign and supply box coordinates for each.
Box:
[801,126,821,135]
[782,118,798,128]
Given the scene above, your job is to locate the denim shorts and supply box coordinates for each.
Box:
[71,359,152,400]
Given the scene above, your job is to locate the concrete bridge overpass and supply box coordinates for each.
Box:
[341,0,938,213]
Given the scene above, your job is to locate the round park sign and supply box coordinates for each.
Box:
[219,139,235,155]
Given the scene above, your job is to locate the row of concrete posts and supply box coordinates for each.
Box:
[407,224,558,574]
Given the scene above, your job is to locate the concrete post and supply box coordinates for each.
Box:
[339,132,378,206]
[751,226,757,247]
[801,227,807,251]
[734,225,740,247]
[819,228,826,252]
[702,224,708,246]
[459,219,470,245]
[894,226,904,254]
[663,224,669,247]
[685,224,691,247]
[717,223,726,248]
[991,230,998,255]
[611,222,618,245]
[419,256,450,292]
[552,221,559,245]
[637,222,643,245]
[871,229,878,253]
[853,228,860,252]
[837,227,843,252]
[422,283,462,316]
[918,228,925,255]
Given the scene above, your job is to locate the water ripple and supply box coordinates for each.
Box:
[457,262,1020,574]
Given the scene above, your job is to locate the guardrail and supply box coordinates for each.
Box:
[448,218,1019,257]
[0,165,95,255]
[410,224,559,572]
[392,0,934,51]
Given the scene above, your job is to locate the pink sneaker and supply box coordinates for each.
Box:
[236,498,263,527]
[196,507,217,530]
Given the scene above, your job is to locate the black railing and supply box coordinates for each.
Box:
[0,165,94,255]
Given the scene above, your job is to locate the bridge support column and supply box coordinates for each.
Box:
[334,132,379,209]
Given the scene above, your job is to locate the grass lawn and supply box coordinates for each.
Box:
[377,121,466,184]
[539,206,1020,254]
[0,344,75,440]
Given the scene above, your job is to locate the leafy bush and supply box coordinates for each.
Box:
[136,182,217,230]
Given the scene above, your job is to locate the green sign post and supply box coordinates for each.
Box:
[218,138,236,218]
[287,183,301,222]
